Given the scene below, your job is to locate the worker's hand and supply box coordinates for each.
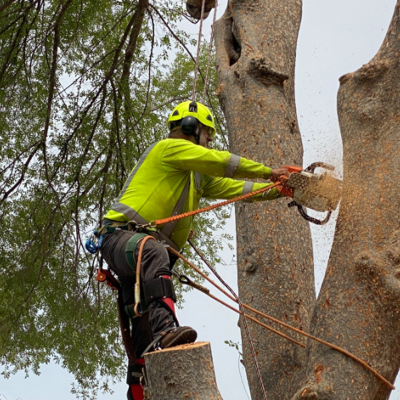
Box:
[270,168,290,182]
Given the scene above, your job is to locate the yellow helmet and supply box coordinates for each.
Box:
[167,101,216,137]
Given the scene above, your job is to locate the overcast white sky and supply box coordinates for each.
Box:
[1,0,399,399]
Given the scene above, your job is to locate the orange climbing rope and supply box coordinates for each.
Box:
[168,247,396,391]
[134,235,156,317]
[151,181,281,227]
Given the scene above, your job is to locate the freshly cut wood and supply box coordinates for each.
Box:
[144,341,223,400]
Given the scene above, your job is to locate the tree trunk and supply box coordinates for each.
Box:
[214,0,400,399]
[144,342,223,399]
[214,1,315,399]
[291,2,400,399]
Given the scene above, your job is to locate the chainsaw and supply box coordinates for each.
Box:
[277,162,343,225]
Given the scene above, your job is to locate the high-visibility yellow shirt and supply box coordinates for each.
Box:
[104,138,280,250]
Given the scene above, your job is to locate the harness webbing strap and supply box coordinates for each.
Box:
[102,214,180,251]
[117,289,137,366]
[125,233,149,272]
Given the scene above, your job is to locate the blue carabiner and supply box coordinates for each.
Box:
[85,231,103,254]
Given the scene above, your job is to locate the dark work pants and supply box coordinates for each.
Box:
[101,229,176,357]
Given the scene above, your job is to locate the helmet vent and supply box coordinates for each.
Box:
[189,101,198,113]
[172,110,179,116]
[206,114,212,121]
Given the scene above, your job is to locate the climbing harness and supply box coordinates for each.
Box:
[167,244,395,391]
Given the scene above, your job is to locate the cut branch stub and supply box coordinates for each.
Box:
[186,0,216,20]
[249,57,289,86]
[144,342,223,400]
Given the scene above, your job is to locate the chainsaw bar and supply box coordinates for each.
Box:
[286,171,342,212]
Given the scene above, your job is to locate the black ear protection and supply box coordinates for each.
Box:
[180,101,201,143]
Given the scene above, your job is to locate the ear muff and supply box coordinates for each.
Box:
[181,116,198,136]
[181,116,201,143]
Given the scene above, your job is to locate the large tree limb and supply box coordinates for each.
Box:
[292,1,400,399]
[214,1,315,399]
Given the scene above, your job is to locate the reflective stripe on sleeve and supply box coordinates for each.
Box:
[242,181,255,203]
[224,154,241,178]
[242,181,254,195]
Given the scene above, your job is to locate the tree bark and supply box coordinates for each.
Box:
[144,342,223,399]
[291,2,400,400]
[214,1,315,399]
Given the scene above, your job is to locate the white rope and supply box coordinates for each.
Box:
[192,0,207,101]
[201,0,218,103]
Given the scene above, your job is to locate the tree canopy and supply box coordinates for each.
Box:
[0,1,230,397]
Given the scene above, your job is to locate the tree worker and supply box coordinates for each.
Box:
[99,100,289,400]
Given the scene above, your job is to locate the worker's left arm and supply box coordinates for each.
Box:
[202,175,281,202]
[162,139,273,180]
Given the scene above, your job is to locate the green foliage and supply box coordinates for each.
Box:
[224,339,241,354]
[0,1,230,397]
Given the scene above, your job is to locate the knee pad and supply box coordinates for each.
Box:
[125,276,177,319]
[143,276,177,306]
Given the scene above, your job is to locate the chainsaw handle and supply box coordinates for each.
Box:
[288,201,332,225]
[280,163,335,174]
[304,162,335,173]
[280,165,302,174]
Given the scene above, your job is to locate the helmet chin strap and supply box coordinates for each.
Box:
[194,123,201,144]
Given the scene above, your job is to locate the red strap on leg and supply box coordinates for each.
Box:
[129,358,145,400]
[130,384,143,400]
[160,275,175,313]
